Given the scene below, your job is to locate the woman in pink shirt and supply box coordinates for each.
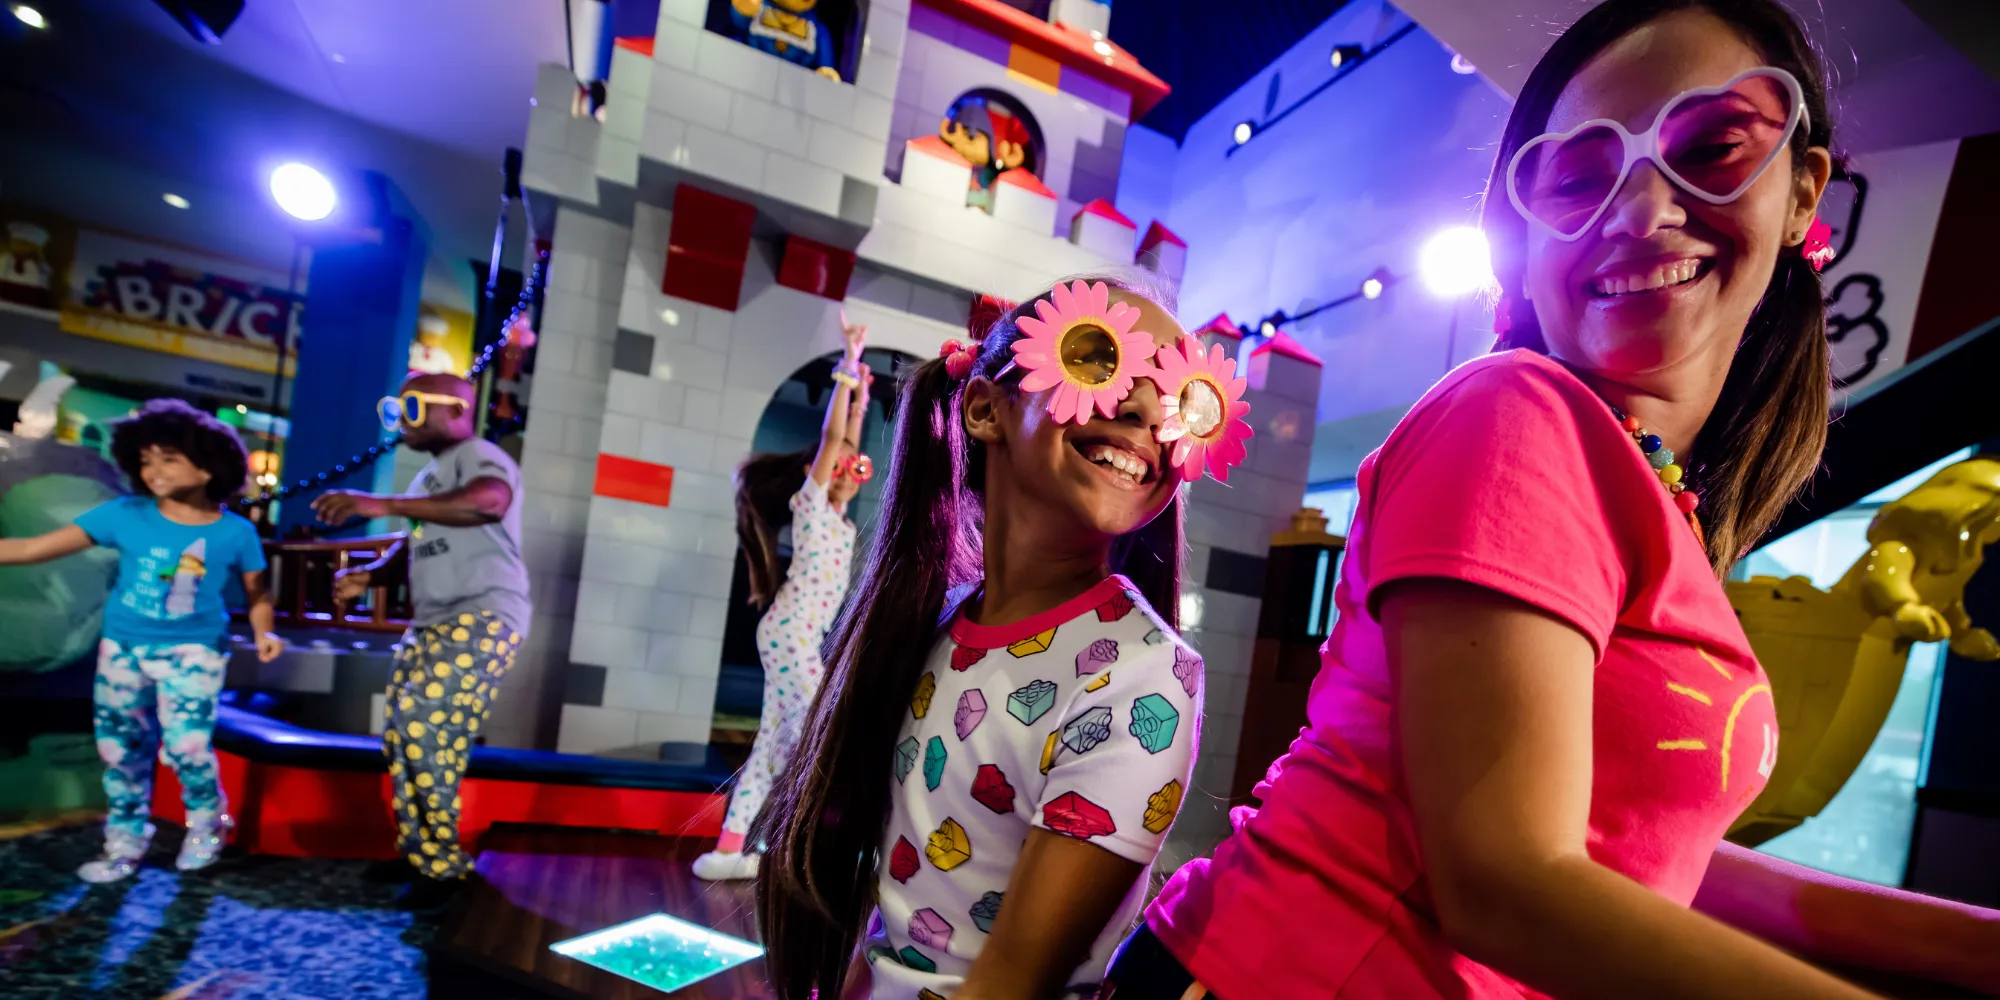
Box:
[1113,1,2000,997]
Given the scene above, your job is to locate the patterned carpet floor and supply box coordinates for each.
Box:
[0,818,438,1000]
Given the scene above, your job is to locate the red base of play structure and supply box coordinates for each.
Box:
[150,752,725,858]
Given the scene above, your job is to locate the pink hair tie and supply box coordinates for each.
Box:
[1802,217,1835,272]
[939,339,979,380]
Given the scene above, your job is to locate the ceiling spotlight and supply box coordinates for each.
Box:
[11,4,46,28]
[270,162,336,221]
[1362,267,1393,300]
[162,193,191,209]
[1259,320,1277,337]
[1232,121,1254,145]
[1450,52,1478,75]
[1419,226,1495,297]
[1330,44,1363,69]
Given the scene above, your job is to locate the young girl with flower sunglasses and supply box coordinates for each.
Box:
[755,276,1253,999]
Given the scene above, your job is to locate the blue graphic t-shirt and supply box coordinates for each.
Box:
[75,497,267,649]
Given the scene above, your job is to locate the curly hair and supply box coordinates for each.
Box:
[109,398,251,503]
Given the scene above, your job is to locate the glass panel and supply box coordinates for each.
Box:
[549,912,762,992]
[1744,446,1975,885]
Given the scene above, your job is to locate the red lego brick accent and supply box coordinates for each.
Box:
[1140,220,1186,249]
[593,453,676,507]
[663,184,757,311]
[1252,331,1324,367]
[908,134,974,168]
[777,235,857,301]
[995,168,1057,199]
[614,36,653,58]
[918,0,1170,117]
[1075,198,1135,228]
[1192,313,1242,339]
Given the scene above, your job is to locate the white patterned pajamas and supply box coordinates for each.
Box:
[717,477,855,853]
[867,575,1204,999]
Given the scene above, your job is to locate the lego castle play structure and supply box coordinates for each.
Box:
[514,0,1320,855]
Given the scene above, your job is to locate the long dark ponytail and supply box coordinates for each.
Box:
[1481,0,1833,576]
[754,275,1185,1000]
[734,448,814,608]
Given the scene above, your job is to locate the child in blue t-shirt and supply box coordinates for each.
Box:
[0,399,283,883]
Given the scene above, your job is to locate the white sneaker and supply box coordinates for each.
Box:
[691,850,760,881]
[78,824,154,884]
[176,812,235,872]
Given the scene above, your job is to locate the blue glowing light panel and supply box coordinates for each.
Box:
[549,912,763,992]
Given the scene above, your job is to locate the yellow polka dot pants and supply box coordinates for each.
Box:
[381,610,518,880]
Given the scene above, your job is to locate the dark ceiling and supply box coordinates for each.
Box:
[1110,0,1356,142]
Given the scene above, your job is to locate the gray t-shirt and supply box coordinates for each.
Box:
[406,437,531,638]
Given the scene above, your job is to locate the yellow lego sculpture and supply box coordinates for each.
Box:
[1726,457,2000,845]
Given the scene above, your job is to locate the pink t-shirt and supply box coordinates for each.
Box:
[1146,350,1779,998]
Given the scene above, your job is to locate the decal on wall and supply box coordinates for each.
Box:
[1814,139,1959,401]
[1825,273,1889,389]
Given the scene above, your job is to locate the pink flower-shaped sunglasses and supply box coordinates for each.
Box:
[993,280,1253,482]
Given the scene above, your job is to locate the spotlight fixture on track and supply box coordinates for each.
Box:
[1361,267,1393,300]
[1233,121,1255,146]
[1330,43,1363,69]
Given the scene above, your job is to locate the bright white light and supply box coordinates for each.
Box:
[270,163,336,221]
[1091,40,1113,57]
[1232,122,1253,145]
[1259,320,1277,337]
[162,193,190,209]
[11,4,45,28]
[1419,226,1495,296]
[1450,53,1478,75]
[235,404,248,413]
[659,307,680,326]
[1361,277,1384,300]
[1179,592,1204,629]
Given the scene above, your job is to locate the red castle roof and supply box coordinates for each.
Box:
[1140,220,1186,249]
[1075,199,1135,229]
[918,0,1170,118]
[995,169,1056,198]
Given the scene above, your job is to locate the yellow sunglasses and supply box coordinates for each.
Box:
[378,391,468,431]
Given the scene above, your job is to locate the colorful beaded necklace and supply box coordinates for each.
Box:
[1610,405,1705,547]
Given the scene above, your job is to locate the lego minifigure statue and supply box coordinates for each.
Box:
[730,0,843,80]
[938,99,1031,212]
